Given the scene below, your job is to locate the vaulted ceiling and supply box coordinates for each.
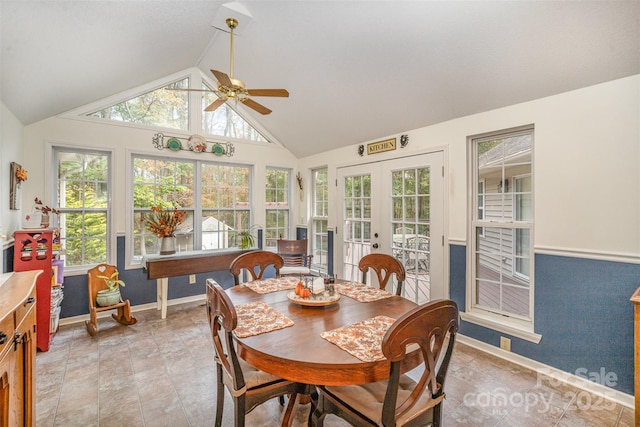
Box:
[1,1,638,158]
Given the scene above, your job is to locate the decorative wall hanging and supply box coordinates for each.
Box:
[367,138,396,155]
[400,134,409,148]
[10,162,27,210]
[152,133,235,157]
[296,172,304,201]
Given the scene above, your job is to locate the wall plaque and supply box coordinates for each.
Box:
[367,138,396,155]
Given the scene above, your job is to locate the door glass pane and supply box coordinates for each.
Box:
[343,174,372,282]
[392,166,431,304]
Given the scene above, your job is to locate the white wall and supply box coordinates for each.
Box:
[0,102,25,238]
[299,75,640,260]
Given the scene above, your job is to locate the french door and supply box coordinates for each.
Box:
[337,152,445,303]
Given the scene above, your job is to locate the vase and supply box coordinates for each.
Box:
[160,236,176,255]
[96,289,121,307]
[40,214,50,228]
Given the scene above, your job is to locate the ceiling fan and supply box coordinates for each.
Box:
[195,17,289,115]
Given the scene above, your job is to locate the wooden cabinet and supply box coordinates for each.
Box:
[0,271,38,427]
[12,229,63,352]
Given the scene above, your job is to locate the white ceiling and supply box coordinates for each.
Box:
[1,1,638,158]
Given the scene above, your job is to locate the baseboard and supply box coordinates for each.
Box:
[457,335,634,409]
[58,294,206,327]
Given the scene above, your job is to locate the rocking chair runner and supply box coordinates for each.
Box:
[85,263,137,336]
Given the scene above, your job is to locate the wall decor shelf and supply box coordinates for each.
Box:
[152,132,235,157]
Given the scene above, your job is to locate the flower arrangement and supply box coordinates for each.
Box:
[15,167,28,183]
[142,205,187,238]
[34,197,60,215]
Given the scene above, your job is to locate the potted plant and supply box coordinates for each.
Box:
[96,271,125,307]
[141,204,187,255]
[233,225,260,250]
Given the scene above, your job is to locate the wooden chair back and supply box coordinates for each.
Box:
[229,251,284,285]
[276,239,312,268]
[206,280,245,391]
[358,253,406,295]
[87,263,120,305]
[380,299,459,426]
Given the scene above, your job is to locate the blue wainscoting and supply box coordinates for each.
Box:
[449,244,639,395]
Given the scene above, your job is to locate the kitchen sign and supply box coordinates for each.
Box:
[367,138,396,155]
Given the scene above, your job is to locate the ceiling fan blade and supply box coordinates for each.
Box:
[211,69,233,88]
[204,98,226,112]
[240,98,272,115]
[246,88,289,97]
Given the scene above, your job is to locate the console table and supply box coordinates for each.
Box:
[143,249,246,319]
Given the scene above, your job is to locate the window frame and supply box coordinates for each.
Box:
[52,146,113,273]
[311,168,329,273]
[464,125,540,343]
[264,167,291,249]
[127,152,253,267]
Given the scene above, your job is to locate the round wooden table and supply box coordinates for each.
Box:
[226,283,419,386]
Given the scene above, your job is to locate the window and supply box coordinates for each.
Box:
[264,168,290,249]
[478,179,485,237]
[54,148,111,269]
[201,83,270,143]
[312,168,329,272]
[132,155,251,260]
[470,126,534,333]
[88,78,189,130]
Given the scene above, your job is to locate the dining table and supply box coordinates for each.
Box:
[225,277,420,387]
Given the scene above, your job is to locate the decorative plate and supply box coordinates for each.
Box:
[287,291,340,307]
[167,137,182,151]
[188,135,207,153]
[212,143,226,156]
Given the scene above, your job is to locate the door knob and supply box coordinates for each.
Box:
[372,243,379,249]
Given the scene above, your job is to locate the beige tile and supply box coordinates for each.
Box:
[36,302,628,427]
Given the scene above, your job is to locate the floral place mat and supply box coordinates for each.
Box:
[334,282,393,302]
[243,277,300,294]
[320,316,395,362]
[234,301,294,338]
[320,315,396,362]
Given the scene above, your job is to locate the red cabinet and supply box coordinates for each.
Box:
[12,229,63,352]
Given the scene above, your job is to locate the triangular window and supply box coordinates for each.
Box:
[201,83,268,143]
[88,78,189,130]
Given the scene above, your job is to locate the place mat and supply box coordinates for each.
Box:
[320,315,396,362]
[234,301,294,338]
[243,277,300,294]
[334,282,393,302]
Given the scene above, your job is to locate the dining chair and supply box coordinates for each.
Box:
[229,250,284,285]
[312,299,459,427]
[277,239,313,276]
[394,226,414,235]
[406,236,430,272]
[358,253,406,296]
[206,279,309,427]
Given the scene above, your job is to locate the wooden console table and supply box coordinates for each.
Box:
[144,249,246,319]
[630,287,640,425]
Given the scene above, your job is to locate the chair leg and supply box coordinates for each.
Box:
[214,364,224,427]
[234,395,246,427]
[433,400,443,427]
[281,393,299,427]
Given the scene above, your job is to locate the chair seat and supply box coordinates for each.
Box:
[321,375,441,426]
[280,266,311,276]
[239,358,288,390]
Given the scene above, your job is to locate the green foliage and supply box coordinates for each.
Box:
[89,79,189,130]
[97,271,126,291]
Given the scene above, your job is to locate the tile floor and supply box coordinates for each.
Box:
[36,301,633,427]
